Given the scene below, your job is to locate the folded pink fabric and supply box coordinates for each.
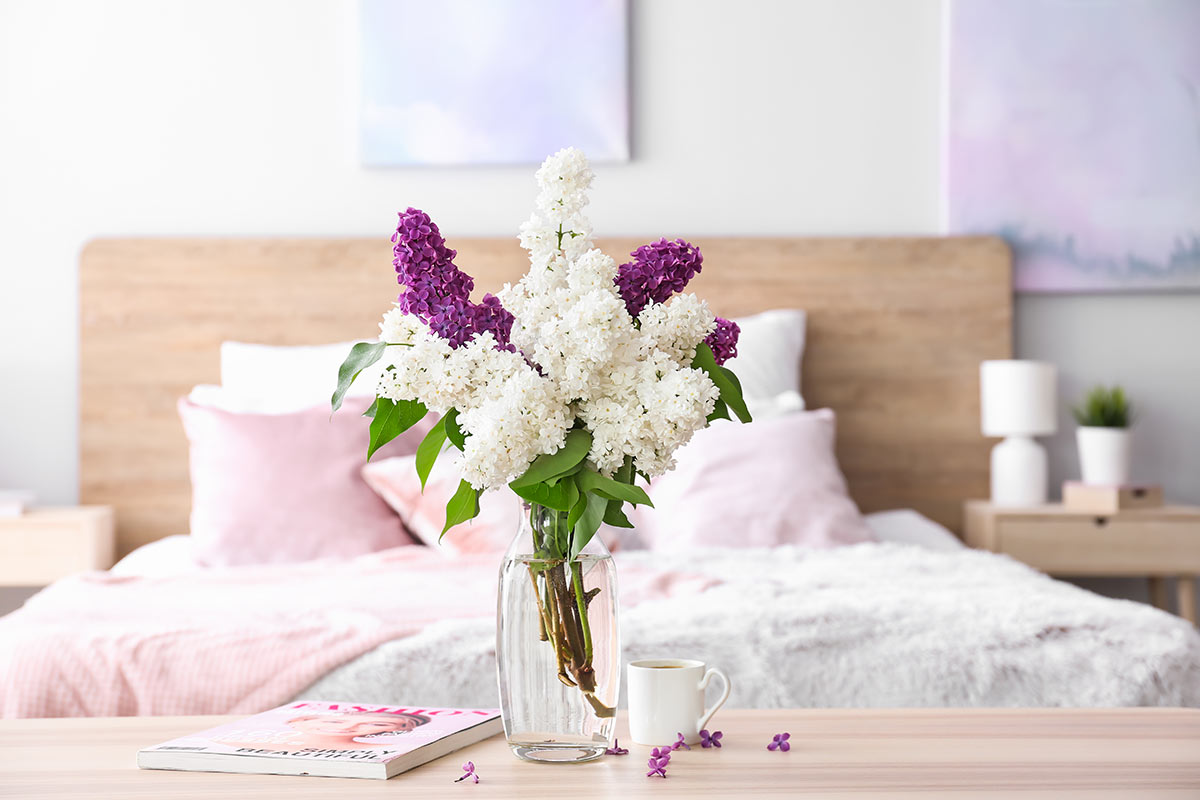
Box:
[634,410,875,550]
[0,548,716,717]
[179,396,430,567]
[362,455,523,556]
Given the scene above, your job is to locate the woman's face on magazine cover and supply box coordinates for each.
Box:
[288,713,420,737]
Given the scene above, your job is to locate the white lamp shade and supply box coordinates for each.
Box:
[980,360,1057,437]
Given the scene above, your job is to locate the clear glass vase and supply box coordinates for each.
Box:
[496,502,619,763]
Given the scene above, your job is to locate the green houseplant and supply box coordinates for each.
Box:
[1072,385,1133,485]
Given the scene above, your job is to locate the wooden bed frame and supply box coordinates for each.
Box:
[80,236,1012,556]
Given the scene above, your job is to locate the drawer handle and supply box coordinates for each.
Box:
[1094,517,1109,527]
[1132,488,1146,498]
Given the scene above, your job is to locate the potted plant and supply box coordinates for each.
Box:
[1072,385,1133,485]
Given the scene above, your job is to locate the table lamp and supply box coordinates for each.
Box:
[980,360,1057,507]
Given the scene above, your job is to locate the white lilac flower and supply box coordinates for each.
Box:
[372,148,732,489]
[638,293,717,366]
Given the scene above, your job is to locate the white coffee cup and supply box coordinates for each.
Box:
[627,658,731,746]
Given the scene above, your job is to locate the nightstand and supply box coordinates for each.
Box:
[963,500,1200,624]
[0,507,116,586]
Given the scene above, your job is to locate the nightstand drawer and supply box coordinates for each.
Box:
[0,507,116,585]
[995,518,1200,575]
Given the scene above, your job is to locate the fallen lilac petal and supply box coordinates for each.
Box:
[671,732,691,751]
[605,738,629,756]
[700,729,723,748]
[767,732,791,752]
[454,760,479,782]
[646,749,671,778]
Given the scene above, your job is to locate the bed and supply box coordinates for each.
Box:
[2,235,1197,718]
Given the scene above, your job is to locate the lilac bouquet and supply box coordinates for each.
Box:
[334,148,749,716]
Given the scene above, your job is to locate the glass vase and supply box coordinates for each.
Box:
[496,502,619,763]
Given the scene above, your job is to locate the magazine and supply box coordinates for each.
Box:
[137,700,502,780]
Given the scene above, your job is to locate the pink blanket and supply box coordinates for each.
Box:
[0,547,715,718]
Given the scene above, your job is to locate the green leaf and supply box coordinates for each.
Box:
[510,429,593,489]
[440,479,480,538]
[368,397,428,460]
[603,499,634,528]
[562,475,580,513]
[577,466,653,507]
[363,398,378,419]
[415,416,448,490]
[569,491,608,561]
[331,341,387,414]
[615,455,635,486]
[1071,384,1133,428]
[512,478,577,512]
[692,341,753,423]
[566,492,588,531]
[546,462,585,486]
[444,408,466,449]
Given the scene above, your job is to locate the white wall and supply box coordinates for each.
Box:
[1,0,1196,525]
[0,0,943,504]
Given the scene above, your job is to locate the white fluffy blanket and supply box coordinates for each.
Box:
[300,544,1200,708]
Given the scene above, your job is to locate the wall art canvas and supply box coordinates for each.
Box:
[359,0,629,166]
[945,0,1200,292]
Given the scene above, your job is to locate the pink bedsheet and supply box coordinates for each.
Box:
[0,547,715,718]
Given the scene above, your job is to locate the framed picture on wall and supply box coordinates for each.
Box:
[359,0,629,166]
[944,0,1200,292]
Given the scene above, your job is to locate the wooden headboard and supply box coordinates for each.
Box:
[81,236,1011,556]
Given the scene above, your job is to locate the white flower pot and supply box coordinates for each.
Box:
[1076,426,1131,486]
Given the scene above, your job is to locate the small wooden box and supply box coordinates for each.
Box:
[0,507,115,586]
[1062,482,1163,514]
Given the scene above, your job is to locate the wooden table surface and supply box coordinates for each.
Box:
[2,708,1199,799]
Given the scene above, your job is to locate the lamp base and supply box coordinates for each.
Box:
[990,436,1048,507]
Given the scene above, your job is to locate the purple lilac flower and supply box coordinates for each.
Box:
[426,298,478,348]
[671,732,691,751]
[705,317,740,365]
[616,238,704,317]
[393,207,473,317]
[767,732,791,752]
[453,760,479,783]
[469,292,516,350]
[646,747,671,778]
[605,739,629,756]
[391,208,515,351]
[700,729,723,748]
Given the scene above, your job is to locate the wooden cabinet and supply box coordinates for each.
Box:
[0,507,116,586]
[964,501,1200,624]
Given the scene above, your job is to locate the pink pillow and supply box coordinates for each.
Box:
[362,455,521,556]
[633,409,874,550]
[179,396,430,566]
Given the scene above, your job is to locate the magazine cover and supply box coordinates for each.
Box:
[138,700,502,779]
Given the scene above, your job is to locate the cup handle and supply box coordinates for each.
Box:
[697,668,731,732]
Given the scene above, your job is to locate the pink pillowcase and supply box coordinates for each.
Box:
[633,409,874,550]
[362,455,521,557]
[179,396,430,566]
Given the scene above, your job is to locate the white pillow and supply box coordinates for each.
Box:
[216,309,804,417]
[219,340,384,413]
[187,384,300,415]
[863,510,964,552]
[726,309,807,419]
